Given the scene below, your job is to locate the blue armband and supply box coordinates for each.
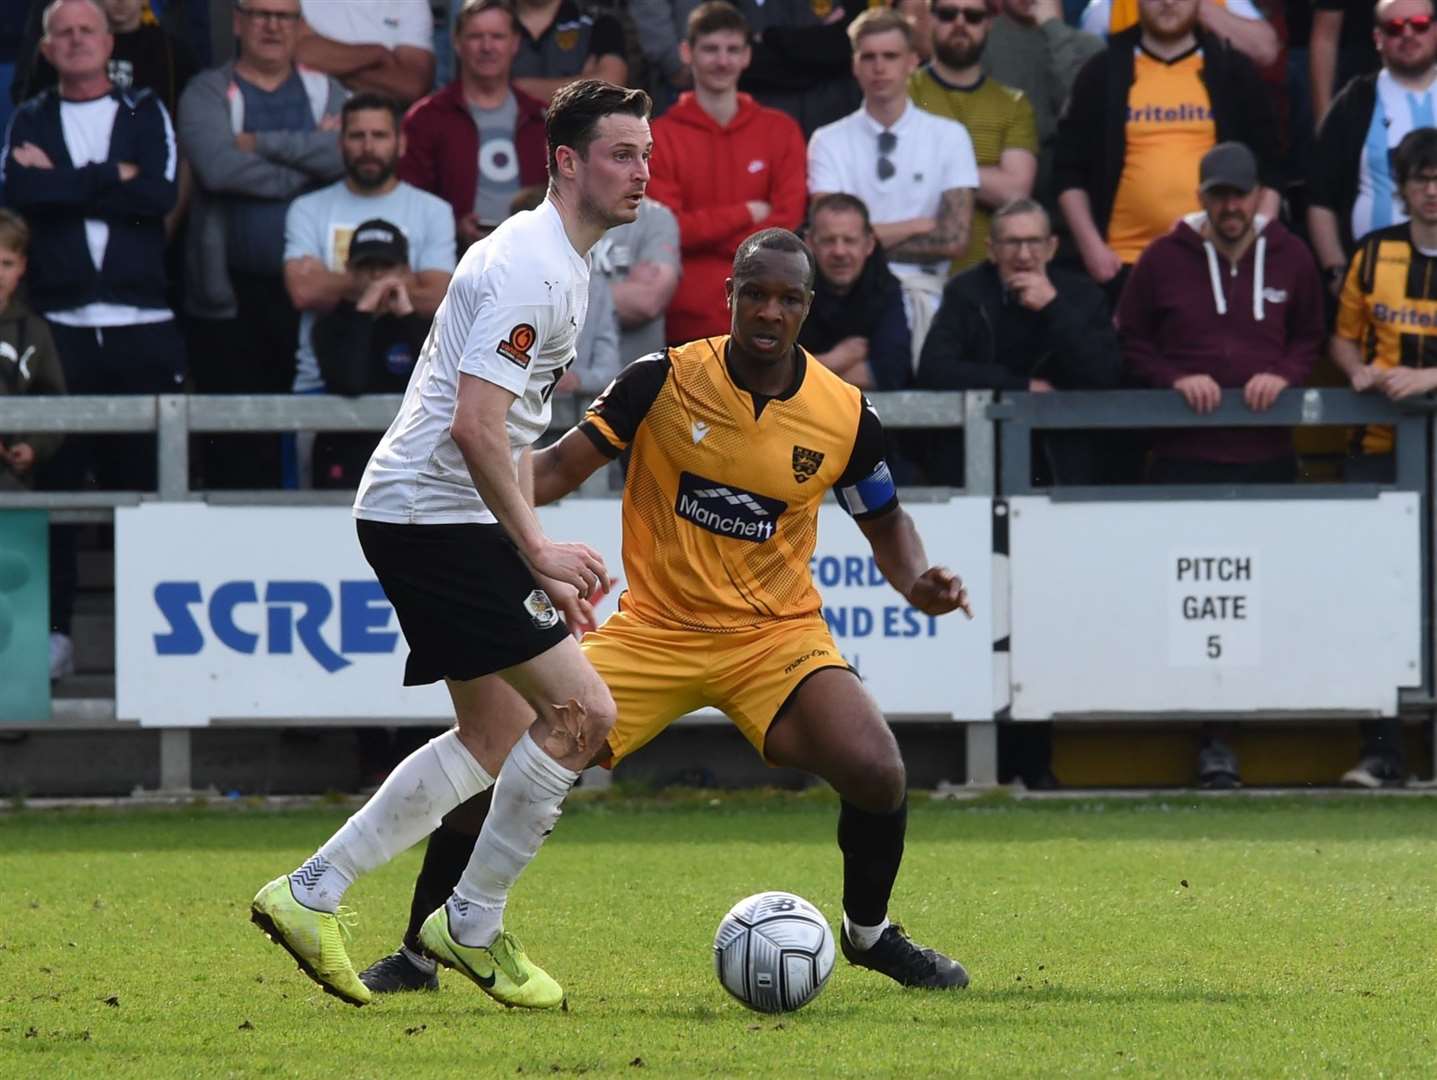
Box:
[837,460,897,517]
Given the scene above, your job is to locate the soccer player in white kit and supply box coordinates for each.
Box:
[250,80,653,1009]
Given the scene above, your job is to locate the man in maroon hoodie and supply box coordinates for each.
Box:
[647,1,807,343]
[399,0,548,253]
[1119,141,1324,486]
[1119,140,1323,789]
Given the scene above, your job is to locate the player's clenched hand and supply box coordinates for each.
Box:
[525,540,609,599]
[907,567,972,619]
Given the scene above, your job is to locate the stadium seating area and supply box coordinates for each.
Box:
[2,0,1434,792]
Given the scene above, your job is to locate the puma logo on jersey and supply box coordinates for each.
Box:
[747,160,766,173]
[691,420,710,444]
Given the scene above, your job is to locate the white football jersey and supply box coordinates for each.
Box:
[355,199,590,524]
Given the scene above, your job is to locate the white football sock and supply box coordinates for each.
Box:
[448,731,578,947]
[289,730,493,912]
[843,913,891,951]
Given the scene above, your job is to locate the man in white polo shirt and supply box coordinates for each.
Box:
[807,7,977,357]
[297,0,436,105]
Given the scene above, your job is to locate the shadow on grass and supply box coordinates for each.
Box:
[651,983,1275,1024]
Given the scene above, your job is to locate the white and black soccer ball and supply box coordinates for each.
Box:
[713,891,835,1013]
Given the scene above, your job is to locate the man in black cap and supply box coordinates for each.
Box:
[1117,140,1325,788]
[312,217,431,488]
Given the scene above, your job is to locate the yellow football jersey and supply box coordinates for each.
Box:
[1337,223,1437,455]
[581,336,898,631]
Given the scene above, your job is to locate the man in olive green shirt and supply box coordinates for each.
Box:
[908,0,1038,271]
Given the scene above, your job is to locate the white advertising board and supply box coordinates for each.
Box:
[1007,494,1422,718]
[116,500,992,726]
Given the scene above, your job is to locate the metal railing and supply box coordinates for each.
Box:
[4,386,1433,789]
[995,387,1430,497]
[0,389,990,519]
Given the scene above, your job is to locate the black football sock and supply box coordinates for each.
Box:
[401,791,490,954]
[836,796,907,931]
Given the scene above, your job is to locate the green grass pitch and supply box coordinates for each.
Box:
[2,791,1435,1078]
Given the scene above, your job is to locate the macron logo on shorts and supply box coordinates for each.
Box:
[675,471,787,543]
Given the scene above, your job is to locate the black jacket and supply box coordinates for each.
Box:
[314,304,428,397]
[917,262,1120,392]
[1309,71,1379,255]
[915,262,1120,485]
[798,246,912,391]
[1054,28,1279,239]
[2,86,177,313]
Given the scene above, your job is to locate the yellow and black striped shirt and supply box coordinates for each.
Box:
[1336,223,1437,454]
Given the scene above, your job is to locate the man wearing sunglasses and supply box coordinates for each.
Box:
[1310,0,1437,295]
[908,0,1038,272]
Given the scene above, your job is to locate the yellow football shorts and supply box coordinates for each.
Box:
[580,608,853,765]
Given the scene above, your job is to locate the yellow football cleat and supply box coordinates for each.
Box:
[250,875,371,1006]
[418,907,564,1009]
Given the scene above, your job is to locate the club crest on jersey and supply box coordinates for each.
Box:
[498,323,537,369]
[556,27,579,50]
[792,446,825,483]
[523,589,559,630]
[675,471,787,543]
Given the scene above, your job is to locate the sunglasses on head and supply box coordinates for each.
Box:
[1380,14,1434,36]
[931,6,990,24]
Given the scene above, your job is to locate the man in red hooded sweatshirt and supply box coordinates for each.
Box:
[647,1,807,344]
[1118,139,1323,790]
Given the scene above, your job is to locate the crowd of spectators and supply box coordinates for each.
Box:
[4,0,1434,790]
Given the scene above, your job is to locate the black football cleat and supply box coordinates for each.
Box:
[359,948,440,993]
[841,923,970,990]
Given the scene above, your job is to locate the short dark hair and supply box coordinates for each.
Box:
[686,1,750,45]
[545,79,652,175]
[341,93,403,133]
[733,228,817,291]
[809,193,872,232]
[455,0,518,35]
[1394,128,1437,187]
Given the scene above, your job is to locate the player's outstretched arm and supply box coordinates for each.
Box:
[532,427,611,507]
[856,508,972,619]
[452,374,608,597]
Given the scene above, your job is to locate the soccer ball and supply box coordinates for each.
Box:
[713,891,836,1013]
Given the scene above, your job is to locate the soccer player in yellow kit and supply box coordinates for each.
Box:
[362,228,974,995]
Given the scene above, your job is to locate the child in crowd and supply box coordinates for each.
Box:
[0,208,65,493]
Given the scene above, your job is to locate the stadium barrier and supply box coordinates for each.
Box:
[2,388,1432,790]
[0,390,990,791]
[994,389,1431,724]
